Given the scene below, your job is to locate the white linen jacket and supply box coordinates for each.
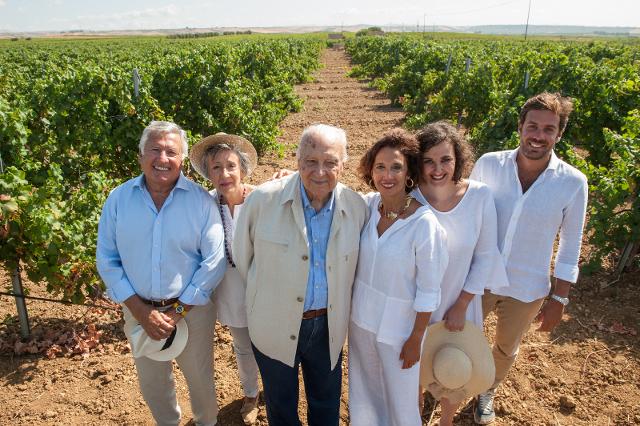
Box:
[233,173,368,368]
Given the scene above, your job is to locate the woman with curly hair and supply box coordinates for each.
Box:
[348,128,448,426]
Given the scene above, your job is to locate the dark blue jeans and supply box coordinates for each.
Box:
[252,315,341,426]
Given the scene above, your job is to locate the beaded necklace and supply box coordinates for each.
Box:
[218,186,246,268]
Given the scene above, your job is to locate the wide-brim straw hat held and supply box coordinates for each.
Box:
[124,318,189,362]
[189,132,258,179]
[420,320,495,403]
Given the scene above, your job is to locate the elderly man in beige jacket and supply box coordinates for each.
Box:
[233,124,367,426]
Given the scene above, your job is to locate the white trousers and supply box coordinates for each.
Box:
[348,322,422,426]
[123,303,218,426]
[228,326,260,398]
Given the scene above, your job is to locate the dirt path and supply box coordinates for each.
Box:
[1,47,640,426]
[250,46,405,189]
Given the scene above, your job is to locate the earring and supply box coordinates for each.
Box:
[406,177,415,188]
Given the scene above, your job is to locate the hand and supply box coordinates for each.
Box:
[138,307,176,340]
[535,299,564,332]
[270,169,295,180]
[443,301,467,332]
[399,334,422,369]
[163,309,184,327]
[124,295,177,340]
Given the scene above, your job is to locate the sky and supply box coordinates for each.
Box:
[0,0,638,32]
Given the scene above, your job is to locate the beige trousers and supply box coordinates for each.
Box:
[123,303,218,426]
[482,291,545,390]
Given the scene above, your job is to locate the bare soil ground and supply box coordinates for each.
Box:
[1,47,639,426]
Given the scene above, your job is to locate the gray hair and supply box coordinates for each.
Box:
[139,121,189,159]
[296,124,348,162]
[201,143,252,180]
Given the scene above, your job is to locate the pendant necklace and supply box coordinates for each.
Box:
[379,195,413,220]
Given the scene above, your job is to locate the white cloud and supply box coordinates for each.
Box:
[77,4,180,22]
[0,0,7,7]
[59,4,183,30]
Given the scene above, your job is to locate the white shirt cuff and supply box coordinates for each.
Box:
[413,288,441,312]
[554,262,579,283]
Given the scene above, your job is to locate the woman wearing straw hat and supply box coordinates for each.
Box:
[412,121,507,425]
[190,133,261,425]
[348,129,448,426]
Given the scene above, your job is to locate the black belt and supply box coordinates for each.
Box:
[138,297,179,307]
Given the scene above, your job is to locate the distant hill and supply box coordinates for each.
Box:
[466,25,639,36]
[1,24,638,39]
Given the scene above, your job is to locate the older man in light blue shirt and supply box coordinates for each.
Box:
[235,124,368,426]
[300,179,334,312]
[97,121,225,426]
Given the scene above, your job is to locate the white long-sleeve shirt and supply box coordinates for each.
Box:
[350,193,448,349]
[470,148,588,303]
[411,180,508,326]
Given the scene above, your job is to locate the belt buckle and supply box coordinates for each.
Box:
[151,298,173,307]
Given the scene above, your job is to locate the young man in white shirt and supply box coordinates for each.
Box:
[470,92,588,424]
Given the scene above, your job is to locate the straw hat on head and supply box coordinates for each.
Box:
[123,318,189,362]
[189,132,258,180]
[420,321,495,404]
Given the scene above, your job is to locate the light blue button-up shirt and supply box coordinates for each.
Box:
[96,173,226,306]
[300,180,334,311]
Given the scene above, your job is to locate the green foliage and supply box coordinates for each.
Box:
[346,35,640,271]
[568,110,640,273]
[356,27,385,37]
[0,36,323,300]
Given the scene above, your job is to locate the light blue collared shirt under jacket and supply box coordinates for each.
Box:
[300,180,335,312]
[96,173,226,306]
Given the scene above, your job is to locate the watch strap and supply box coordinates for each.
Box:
[172,302,188,317]
[550,294,569,306]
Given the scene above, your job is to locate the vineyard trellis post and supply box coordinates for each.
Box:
[1,153,29,337]
[445,53,453,74]
[133,68,141,98]
[616,240,639,275]
[524,70,530,90]
[12,266,31,338]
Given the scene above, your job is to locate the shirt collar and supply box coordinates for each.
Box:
[134,172,191,191]
[299,178,335,214]
[547,150,560,170]
[510,147,560,172]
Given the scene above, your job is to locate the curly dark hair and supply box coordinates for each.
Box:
[415,121,474,183]
[358,128,420,193]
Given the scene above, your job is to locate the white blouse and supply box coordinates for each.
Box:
[351,193,448,350]
[411,180,508,326]
[210,190,248,328]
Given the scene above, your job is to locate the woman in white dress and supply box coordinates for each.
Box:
[189,133,260,425]
[412,121,507,426]
[348,129,448,426]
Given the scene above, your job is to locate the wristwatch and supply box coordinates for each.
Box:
[172,302,188,317]
[550,294,569,306]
